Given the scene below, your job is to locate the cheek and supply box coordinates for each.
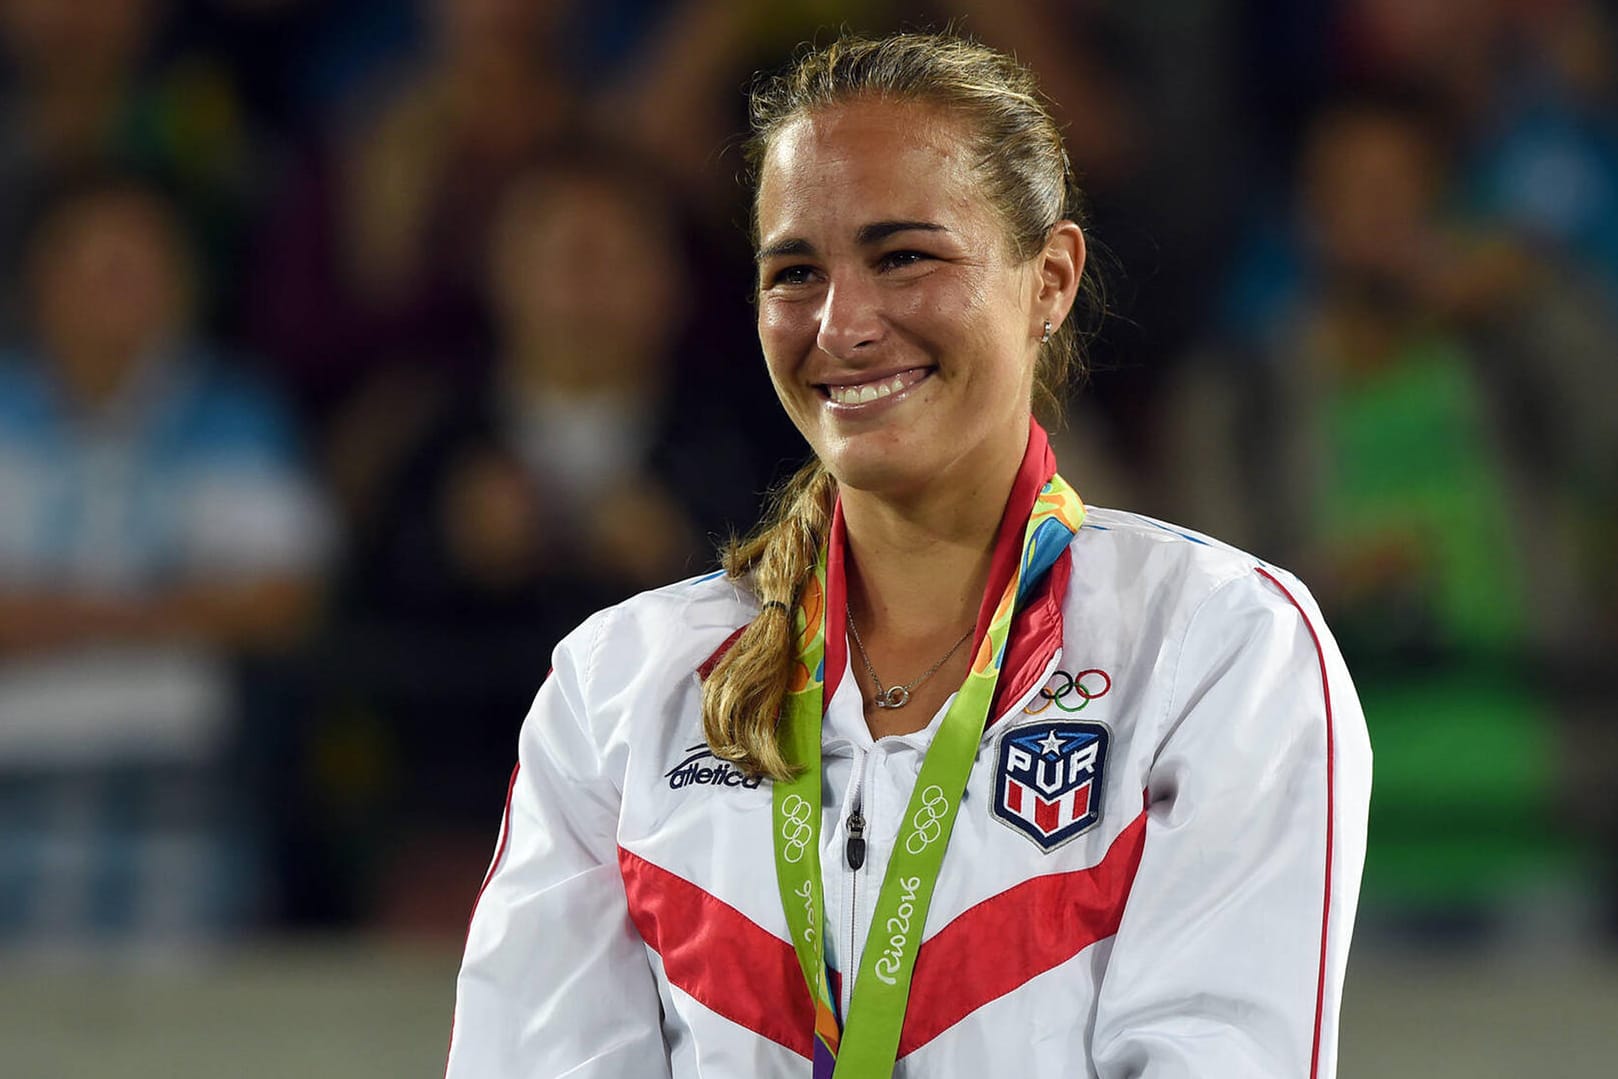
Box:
[758,295,812,337]
[756,313,795,406]
[975,273,1036,368]
[757,301,812,374]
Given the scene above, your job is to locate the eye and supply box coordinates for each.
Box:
[877,249,931,272]
[764,264,817,288]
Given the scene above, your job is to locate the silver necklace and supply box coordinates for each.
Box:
[845,607,975,710]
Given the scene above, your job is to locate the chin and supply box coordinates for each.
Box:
[819,434,948,499]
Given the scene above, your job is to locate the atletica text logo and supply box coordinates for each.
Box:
[666,743,763,791]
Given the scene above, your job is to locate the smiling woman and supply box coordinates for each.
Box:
[446,30,1371,1079]
[754,105,1075,499]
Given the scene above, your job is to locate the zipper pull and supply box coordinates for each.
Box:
[845,809,866,870]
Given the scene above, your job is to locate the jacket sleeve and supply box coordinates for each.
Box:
[446,609,672,1078]
[1090,568,1372,1079]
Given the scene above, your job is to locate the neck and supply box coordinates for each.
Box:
[840,428,1026,641]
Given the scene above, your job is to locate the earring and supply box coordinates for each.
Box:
[1040,320,1052,344]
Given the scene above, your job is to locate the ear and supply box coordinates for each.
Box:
[1030,220,1085,337]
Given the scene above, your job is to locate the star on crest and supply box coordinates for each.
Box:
[1036,729,1066,756]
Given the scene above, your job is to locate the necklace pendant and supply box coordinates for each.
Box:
[875,685,911,709]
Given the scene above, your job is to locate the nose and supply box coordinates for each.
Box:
[814,273,884,360]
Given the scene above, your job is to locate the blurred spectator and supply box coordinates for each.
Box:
[1341,0,1618,293]
[1171,90,1615,942]
[0,173,332,950]
[246,0,578,417]
[0,0,259,337]
[345,148,725,617]
[1468,2,1618,296]
[306,146,781,934]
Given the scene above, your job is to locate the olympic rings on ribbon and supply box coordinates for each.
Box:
[904,785,950,854]
[780,793,814,863]
[1024,668,1113,715]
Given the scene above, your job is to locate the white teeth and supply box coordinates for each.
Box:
[827,373,918,405]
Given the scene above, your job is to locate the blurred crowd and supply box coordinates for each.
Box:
[0,0,1612,955]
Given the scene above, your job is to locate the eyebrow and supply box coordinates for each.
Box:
[755,237,813,262]
[754,220,949,262]
[856,219,947,245]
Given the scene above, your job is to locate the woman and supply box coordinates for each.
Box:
[447,31,1370,1079]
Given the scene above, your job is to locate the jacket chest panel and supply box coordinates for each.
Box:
[617,685,780,919]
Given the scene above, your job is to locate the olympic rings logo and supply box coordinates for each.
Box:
[1025,668,1112,715]
[904,785,950,855]
[780,793,814,863]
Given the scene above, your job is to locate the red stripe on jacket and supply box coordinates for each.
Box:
[619,848,816,1059]
[1255,568,1336,1079]
[897,807,1148,1056]
[618,807,1145,1060]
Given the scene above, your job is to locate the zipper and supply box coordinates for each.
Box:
[829,650,1068,1023]
[845,808,866,869]
[841,752,868,1020]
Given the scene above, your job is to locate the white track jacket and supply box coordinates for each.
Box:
[447,437,1372,1079]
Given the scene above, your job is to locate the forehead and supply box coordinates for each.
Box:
[756,100,991,243]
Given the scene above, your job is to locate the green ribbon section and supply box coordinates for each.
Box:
[772,474,1085,1075]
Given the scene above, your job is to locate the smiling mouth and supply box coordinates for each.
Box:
[818,367,933,405]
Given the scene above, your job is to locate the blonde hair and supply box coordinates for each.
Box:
[703,30,1092,779]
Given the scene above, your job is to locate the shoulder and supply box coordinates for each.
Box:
[1072,508,1357,758]
[552,570,759,700]
[1067,505,1335,687]
[531,571,759,780]
[1070,505,1289,613]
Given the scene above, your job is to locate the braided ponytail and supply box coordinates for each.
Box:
[701,460,835,780]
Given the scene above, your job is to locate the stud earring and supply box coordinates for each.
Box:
[1040,320,1052,344]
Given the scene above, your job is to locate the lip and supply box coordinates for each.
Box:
[815,366,934,416]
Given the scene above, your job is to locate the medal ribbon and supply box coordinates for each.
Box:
[772,473,1085,1077]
